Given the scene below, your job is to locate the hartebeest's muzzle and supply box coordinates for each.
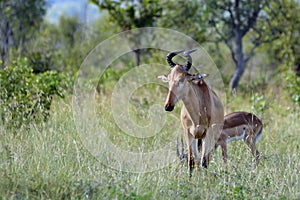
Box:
[165,104,174,111]
[164,91,177,112]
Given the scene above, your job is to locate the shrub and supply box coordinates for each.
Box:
[286,72,300,106]
[0,58,73,128]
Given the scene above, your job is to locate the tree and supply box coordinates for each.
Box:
[204,0,279,91]
[90,0,163,66]
[0,0,46,66]
[29,15,87,73]
[265,0,300,105]
[59,15,81,48]
[266,0,300,75]
[158,1,208,44]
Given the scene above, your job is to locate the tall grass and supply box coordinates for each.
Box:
[0,84,299,199]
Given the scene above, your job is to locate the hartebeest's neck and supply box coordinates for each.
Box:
[182,80,211,128]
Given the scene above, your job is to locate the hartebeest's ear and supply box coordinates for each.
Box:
[157,75,169,82]
[189,73,209,81]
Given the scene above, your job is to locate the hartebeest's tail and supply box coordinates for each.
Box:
[176,137,187,163]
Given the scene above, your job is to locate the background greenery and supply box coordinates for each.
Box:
[0,0,299,199]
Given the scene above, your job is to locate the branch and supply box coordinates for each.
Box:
[244,42,260,63]
[241,3,262,37]
[219,4,236,28]
[234,0,241,30]
[265,15,277,36]
[245,23,280,63]
[214,25,237,64]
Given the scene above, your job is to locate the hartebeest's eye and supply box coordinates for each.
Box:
[178,78,185,88]
[178,77,185,83]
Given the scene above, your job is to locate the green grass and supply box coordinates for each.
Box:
[0,86,299,199]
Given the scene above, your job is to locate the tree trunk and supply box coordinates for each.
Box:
[0,19,10,66]
[229,60,246,91]
[133,49,140,66]
[295,60,300,76]
[0,3,13,66]
[229,32,246,92]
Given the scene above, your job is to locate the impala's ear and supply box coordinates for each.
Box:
[189,73,209,81]
[157,75,169,82]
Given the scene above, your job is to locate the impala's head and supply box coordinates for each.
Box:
[158,49,208,112]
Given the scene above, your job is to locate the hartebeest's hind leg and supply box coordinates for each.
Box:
[176,137,188,163]
[200,127,219,168]
[192,139,201,169]
[200,139,208,168]
[197,139,210,168]
[197,138,211,168]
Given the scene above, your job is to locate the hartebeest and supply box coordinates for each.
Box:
[216,111,263,163]
[177,111,263,164]
[158,50,224,173]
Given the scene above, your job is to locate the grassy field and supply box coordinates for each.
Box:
[0,80,299,199]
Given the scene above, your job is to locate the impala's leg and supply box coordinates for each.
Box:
[249,140,261,163]
[255,149,261,163]
[220,142,228,163]
[254,127,263,163]
[248,140,260,163]
[245,131,260,163]
[216,133,228,163]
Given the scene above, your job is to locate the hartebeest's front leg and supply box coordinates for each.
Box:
[184,130,195,175]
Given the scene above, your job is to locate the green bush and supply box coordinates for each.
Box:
[250,93,267,114]
[0,58,73,128]
[286,72,300,106]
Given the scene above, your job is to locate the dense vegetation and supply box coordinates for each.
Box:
[0,0,299,199]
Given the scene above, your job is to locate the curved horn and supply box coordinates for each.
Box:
[166,50,184,68]
[183,49,197,71]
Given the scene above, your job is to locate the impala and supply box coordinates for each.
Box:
[216,111,263,163]
[158,49,224,173]
[177,112,263,164]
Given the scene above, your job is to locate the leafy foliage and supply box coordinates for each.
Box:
[0,0,46,64]
[204,0,284,90]
[267,0,300,106]
[286,72,300,106]
[0,58,73,128]
[90,0,163,30]
[251,93,267,113]
[158,0,207,43]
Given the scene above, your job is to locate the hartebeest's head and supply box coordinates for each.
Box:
[158,49,208,111]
